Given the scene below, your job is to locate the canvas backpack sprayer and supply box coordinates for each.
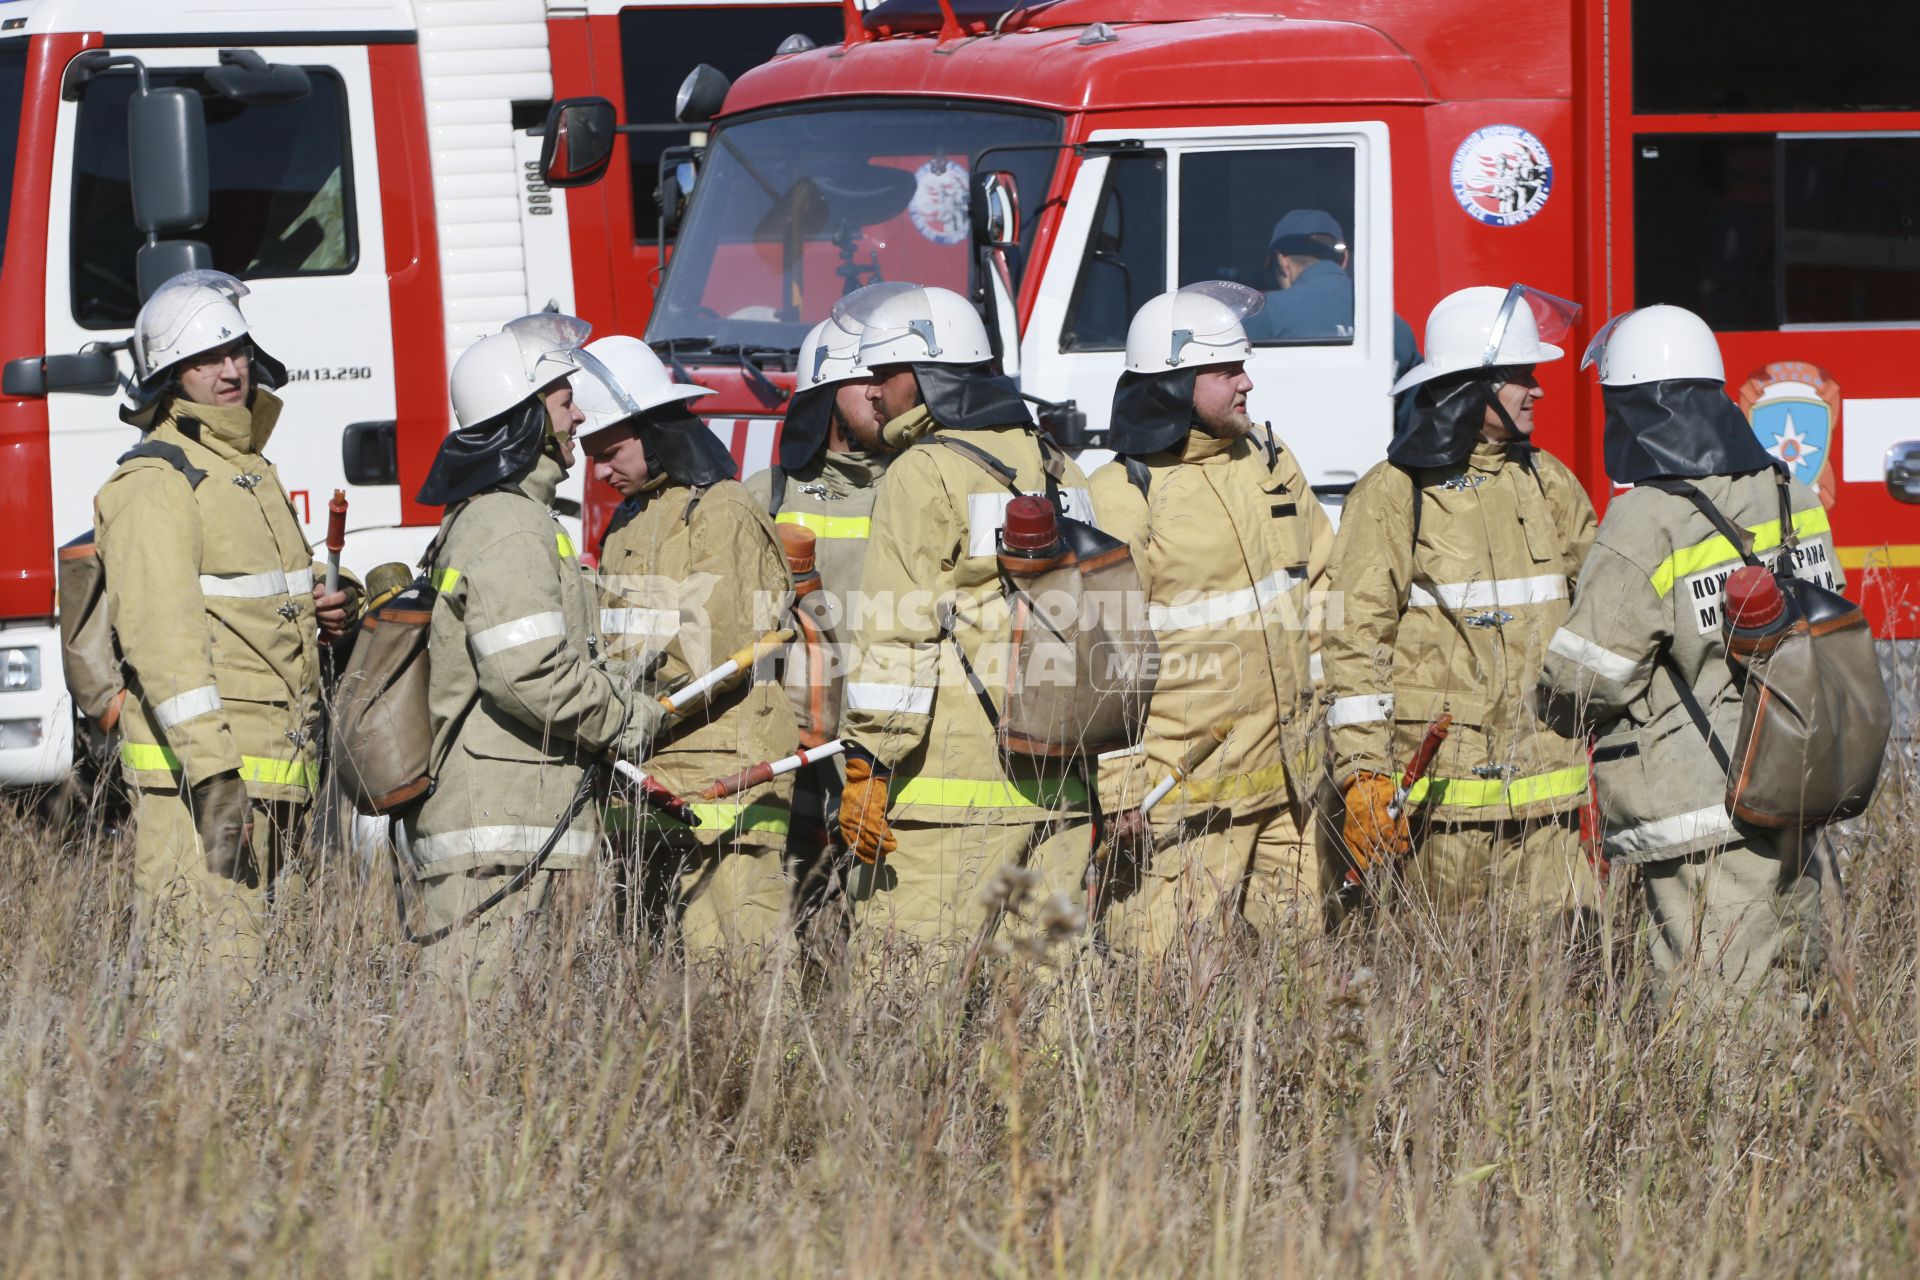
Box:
[930,435,1157,761]
[1650,473,1893,828]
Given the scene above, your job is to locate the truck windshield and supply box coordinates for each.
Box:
[649,101,1060,355]
[0,41,28,278]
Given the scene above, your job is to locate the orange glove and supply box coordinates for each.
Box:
[1342,771,1412,871]
[839,756,896,864]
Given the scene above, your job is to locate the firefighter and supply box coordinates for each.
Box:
[1323,284,1599,921]
[1537,304,1841,1012]
[742,311,892,941]
[96,270,357,994]
[403,315,661,998]
[1089,283,1338,957]
[576,336,799,963]
[836,283,1097,968]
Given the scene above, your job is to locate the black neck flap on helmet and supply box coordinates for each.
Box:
[416,396,549,507]
[1602,379,1779,484]
[641,404,738,487]
[1108,366,1199,458]
[778,384,835,470]
[913,362,1033,432]
[1387,368,1521,469]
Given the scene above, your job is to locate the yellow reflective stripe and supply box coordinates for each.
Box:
[889,774,1087,809]
[432,567,461,592]
[557,532,576,559]
[1836,543,1920,571]
[1649,508,1832,597]
[1174,760,1289,805]
[776,510,872,540]
[1399,764,1589,809]
[627,800,791,834]
[120,742,316,790]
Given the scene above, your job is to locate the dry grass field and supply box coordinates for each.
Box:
[2,755,1916,1278]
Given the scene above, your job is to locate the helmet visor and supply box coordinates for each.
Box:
[835,281,931,360]
[570,347,644,420]
[141,269,252,361]
[1579,311,1634,372]
[1482,284,1580,367]
[505,312,595,392]
[1167,280,1263,366]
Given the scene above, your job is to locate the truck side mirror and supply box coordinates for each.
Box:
[1036,399,1091,451]
[205,49,311,106]
[1888,441,1920,504]
[136,239,213,302]
[658,156,699,236]
[539,97,617,189]
[971,170,1021,249]
[674,64,730,125]
[2,350,122,397]
[128,87,208,233]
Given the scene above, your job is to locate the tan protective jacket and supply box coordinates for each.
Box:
[1089,427,1334,817]
[744,449,890,606]
[407,455,644,876]
[1536,470,1840,863]
[1323,440,1597,822]
[598,476,797,845]
[96,392,323,802]
[845,422,1096,825]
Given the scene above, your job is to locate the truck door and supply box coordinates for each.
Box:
[43,43,395,555]
[1025,122,1395,495]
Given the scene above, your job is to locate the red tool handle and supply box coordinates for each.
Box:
[637,776,698,826]
[325,489,349,554]
[1401,713,1453,793]
[702,760,776,801]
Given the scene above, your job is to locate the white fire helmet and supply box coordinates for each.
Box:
[131,270,282,389]
[796,311,871,389]
[1390,283,1582,395]
[572,334,715,439]
[840,282,993,368]
[1123,282,1262,374]
[1580,304,1725,386]
[449,313,601,429]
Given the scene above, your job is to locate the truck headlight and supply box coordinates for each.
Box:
[3,646,41,692]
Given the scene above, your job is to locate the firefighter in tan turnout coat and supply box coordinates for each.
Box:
[96,271,358,993]
[1538,305,1843,1011]
[1089,284,1338,957]
[836,284,1097,966]
[404,316,661,997]
[577,337,798,962]
[1323,285,1598,919]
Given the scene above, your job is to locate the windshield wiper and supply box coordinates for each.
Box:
[652,339,793,407]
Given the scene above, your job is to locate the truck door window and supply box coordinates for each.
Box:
[1635,133,1920,328]
[1060,150,1166,351]
[0,40,25,277]
[619,4,842,243]
[1179,147,1356,347]
[71,68,357,329]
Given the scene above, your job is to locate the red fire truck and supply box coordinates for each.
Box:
[553,0,1920,673]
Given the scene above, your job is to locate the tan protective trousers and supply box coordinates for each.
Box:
[1101,799,1333,959]
[846,815,1092,977]
[1403,809,1599,920]
[672,829,792,964]
[414,865,565,1001]
[1639,829,1826,1015]
[132,787,298,999]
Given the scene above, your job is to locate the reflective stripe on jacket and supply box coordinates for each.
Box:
[95,392,323,802]
[743,449,890,608]
[1323,440,1597,822]
[1536,470,1842,863]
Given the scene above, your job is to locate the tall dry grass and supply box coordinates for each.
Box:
[2,753,1917,1278]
